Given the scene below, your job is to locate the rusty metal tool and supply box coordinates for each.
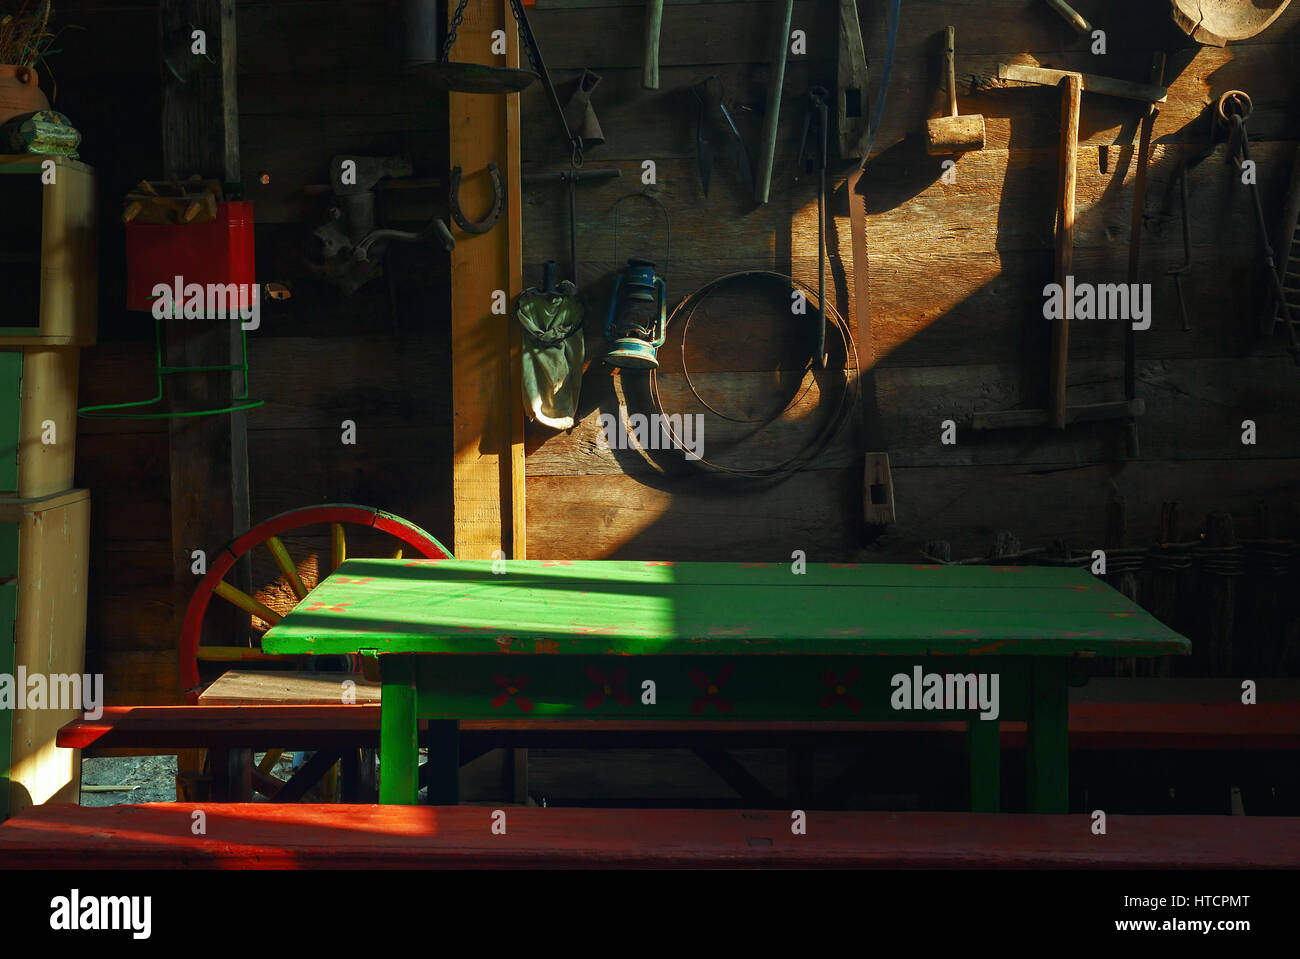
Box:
[1267,147,1300,338]
[1219,90,1299,361]
[1122,54,1165,458]
[797,87,831,367]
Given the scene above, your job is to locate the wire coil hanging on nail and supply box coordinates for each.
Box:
[646,270,859,480]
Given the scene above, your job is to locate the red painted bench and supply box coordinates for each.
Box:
[59,701,1300,753]
[3,803,1297,869]
[57,702,1300,805]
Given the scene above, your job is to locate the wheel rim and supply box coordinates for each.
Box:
[180,504,451,703]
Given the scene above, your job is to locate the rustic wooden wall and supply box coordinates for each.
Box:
[63,0,1300,705]
[521,0,1300,572]
[69,0,452,704]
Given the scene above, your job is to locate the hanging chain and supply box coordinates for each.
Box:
[440,0,472,63]
[507,0,540,74]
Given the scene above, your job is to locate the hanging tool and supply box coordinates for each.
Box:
[996,62,1167,103]
[1167,160,1194,331]
[755,0,795,204]
[1266,147,1300,339]
[1123,54,1164,459]
[1218,91,1299,361]
[421,0,539,92]
[835,0,870,159]
[1051,74,1081,431]
[797,87,830,368]
[973,63,1164,431]
[925,27,986,156]
[561,69,605,149]
[1044,0,1093,33]
[521,167,621,284]
[643,0,663,89]
[856,0,902,172]
[842,0,899,524]
[692,76,754,197]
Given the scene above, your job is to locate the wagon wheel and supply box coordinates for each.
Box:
[178,504,451,799]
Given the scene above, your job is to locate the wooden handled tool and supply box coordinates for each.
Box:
[643,0,663,89]
[926,27,986,155]
[755,0,796,203]
[1051,74,1081,429]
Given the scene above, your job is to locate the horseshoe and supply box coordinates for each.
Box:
[449,162,506,235]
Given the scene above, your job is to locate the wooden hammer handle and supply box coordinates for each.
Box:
[643,0,664,89]
[944,26,958,118]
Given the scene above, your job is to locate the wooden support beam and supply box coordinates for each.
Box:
[160,0,250,794]
[160,0,251,627]
[449,0,525,560]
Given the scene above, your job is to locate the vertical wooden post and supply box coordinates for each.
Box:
[448,0,527,800]
[448,0,525,561]
[160,0,250,794]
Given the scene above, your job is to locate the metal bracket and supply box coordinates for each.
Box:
[449,162,505,235]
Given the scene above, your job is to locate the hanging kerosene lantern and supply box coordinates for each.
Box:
[604,258,667,369]
[604,194,670,369]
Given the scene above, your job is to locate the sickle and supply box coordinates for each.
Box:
[449,162,506,235]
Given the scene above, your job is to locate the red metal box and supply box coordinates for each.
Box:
[125,201,255,312]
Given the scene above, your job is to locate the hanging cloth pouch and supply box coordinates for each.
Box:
[516,281,585,430]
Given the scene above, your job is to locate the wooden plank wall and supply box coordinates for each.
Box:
[68,0,452,704]
[521,0,1300,562]
[60,0,1299,705]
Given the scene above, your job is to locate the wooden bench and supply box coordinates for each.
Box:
[3,802,1298,868]
[59,698,1300,805]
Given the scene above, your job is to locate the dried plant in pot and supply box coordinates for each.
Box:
[0,1,55,126]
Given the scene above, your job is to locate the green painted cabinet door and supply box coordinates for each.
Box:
[0,351,20,493]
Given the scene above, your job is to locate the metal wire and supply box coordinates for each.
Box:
[646,271,859,480]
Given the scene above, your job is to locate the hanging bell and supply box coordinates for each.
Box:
[604,259,667,370]
[562,69,605,148]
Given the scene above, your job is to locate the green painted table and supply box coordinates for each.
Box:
[261,559,1191,811]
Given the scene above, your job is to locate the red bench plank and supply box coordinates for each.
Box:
[2,803,1296,869]
[59,703,1300,751]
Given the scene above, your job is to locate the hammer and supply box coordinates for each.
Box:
[926,27,986,155]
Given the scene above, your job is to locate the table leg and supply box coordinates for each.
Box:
[1028,658,1069,813]
[967,718,1000,812]
[379,657,418,805]
[425,720,460,805]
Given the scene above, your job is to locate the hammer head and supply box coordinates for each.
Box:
[925,114,986,155]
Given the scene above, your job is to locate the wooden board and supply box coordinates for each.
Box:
[4,803,1299,868]
[449,0,525,560]
[3,489,90,817]
[0,156,97,346]
[261,559,1190,655]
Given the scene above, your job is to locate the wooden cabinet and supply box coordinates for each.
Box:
[0,489,91,821]
[0,155,97,346]
[0,348,79,497]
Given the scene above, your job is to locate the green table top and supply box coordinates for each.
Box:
[260,559,1191,658]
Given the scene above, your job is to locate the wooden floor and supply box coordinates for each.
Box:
[3,803,1298,869]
